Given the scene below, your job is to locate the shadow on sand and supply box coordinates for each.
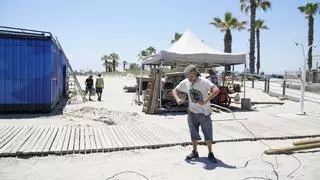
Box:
[185,157,237,170]
[0,98,68,119]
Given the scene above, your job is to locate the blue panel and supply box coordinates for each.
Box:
[0,39,4,103]
[0,29,68,112]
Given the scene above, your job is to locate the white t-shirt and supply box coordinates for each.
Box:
[176,76,216,115]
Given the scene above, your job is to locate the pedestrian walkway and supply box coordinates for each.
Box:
[1,112,320,157]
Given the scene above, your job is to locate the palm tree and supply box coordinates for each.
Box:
[107,52,119,72]
[138,50,149,70]
[146,46,156,55]
[240,0,271,74]
[255,19,269,74]
[101,54,112,72]
[298,2,320,70]
[123,60,128,71]
[210,11,247,73]
[171,32,182,44]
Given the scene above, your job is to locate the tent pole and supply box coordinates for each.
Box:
[244,65,246,99]
[138,61,143,105]
[159,61,163,109]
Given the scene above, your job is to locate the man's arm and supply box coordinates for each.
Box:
[204,86,220,104]
[172,88,183,105]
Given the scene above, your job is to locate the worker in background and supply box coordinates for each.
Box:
[85,75,94,101]
[206,69,220,104]
[95,74,104,101]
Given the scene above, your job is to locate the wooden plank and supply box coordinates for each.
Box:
[129,124,151,146]
[104,126,122,151]
[144,124,175,145]
[61,126,72,154]
[9,127,35,156]
[17,127,41,154]
[109,126,126,150]
[22,127,47,155]
[31,127,51,154]
[54,126,67,155]
[95,127,107,152]
[174,127,191,142]
[84,126,92,153]
[88,126,96,153]
[79,126,85,153]
[0,126,14,139]
[0,126,9,137]
[38,127,55,155]
[98,126,113,152]
[0,127,19,148]
[120,125,143,148]
[42,127,59,155]
[112,126,132,149]
[126,125,149,147]
[73,126,80,153]
[101,126,117,151]
[92,127,103,152]
[49,127,63,154]
[0,126,5,134]
[0,127,30,156]
[135,124,161,146]
[130,124,153,146]
[0,127,23,149]
[141,124,167,146]
[154,124,186,144]
[67,126,76,154]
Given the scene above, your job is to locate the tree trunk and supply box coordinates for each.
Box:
[105,60,108,72]
[308,16,314,70]
[256,29,260,74]
[224,29,232,74]
[112,60,116,72]
[249,1,256,74]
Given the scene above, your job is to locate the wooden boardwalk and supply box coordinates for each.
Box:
[1,113,320,157]
[0,124,190,157]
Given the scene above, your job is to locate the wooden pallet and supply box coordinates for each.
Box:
[142,68,161,114]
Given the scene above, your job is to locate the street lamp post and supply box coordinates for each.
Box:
[296,42,318,115]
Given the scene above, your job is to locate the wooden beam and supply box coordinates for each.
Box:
[265,143,320,155]
[293,139,320,146]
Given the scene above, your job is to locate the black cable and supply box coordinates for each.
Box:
[211,103,304,180]
[105,170,149,180]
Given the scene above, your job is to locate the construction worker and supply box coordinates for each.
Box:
[85,75,94,101]
[95,74,104,101]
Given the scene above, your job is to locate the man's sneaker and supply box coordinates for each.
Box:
[208,152,217,163]
[185,150,199,160]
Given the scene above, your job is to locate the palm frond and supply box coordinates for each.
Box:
[260,1,272,11]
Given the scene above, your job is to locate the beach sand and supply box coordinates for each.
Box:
[0,75,319,180]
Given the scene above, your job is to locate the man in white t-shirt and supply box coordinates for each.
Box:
[172,64,220,163]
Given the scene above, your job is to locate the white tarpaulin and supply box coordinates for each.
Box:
[142,30,246,67]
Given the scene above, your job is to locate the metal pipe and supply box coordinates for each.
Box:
[282,80,286,96]
[295,42,318,115]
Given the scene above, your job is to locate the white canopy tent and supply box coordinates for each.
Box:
[142,29,246,67]
[138,30,248,109]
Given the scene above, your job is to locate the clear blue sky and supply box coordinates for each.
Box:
[1,0,319,74]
